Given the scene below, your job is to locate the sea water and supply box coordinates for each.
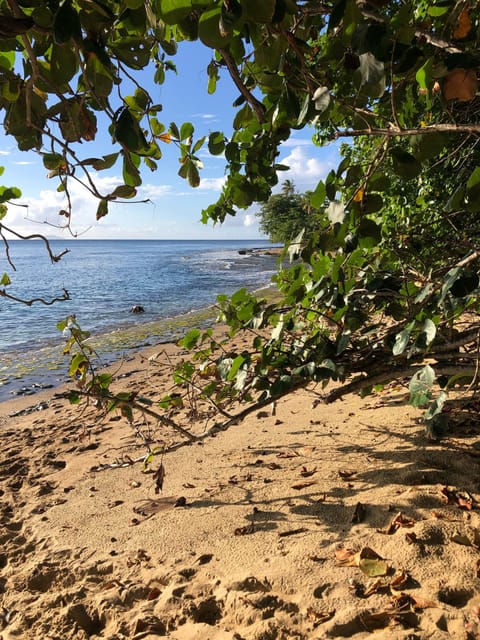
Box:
[0,239,280,400]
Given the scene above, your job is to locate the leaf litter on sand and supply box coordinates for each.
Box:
[335,546,388,577]
[378,511,415,534]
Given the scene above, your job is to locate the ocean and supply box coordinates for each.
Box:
[0,239,280,401]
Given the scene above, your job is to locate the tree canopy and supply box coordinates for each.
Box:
[1,0,480,436]
[257,181,322,243]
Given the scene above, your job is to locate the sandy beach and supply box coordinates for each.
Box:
[1,331,480,639]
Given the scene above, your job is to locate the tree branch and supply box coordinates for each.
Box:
[219,48,266,124]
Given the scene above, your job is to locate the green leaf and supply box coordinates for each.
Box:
[179,328,201,349]
[208,131,225,155]
[180,121,194,141]
[199,7,231,48]
[159,0,192,24]
[391,148,422,179]
[114,107,149,152]
[110,185,137,199]
[51,43,78,86]
[96,199,108,220]
[0,272,11,286]
[241,0,276,23]
[357,218,381,248]
[227,355,246,380]
[422,318,436,346]
[392,321,414,356]
[53,1,82,44]
[310,181,326,208]
[409,364,435,407]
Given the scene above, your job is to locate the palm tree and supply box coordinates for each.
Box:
[281,179,296,197]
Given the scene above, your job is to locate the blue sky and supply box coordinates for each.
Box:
[0,42,339,241]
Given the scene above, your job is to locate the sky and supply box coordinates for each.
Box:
[0,42,339,241]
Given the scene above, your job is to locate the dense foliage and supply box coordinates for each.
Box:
[1,0,480,436]
[257,181,323,243]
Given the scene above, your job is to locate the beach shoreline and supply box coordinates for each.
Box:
[2,322,480,639]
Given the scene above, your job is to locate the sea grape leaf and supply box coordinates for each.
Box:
[241,0,276,23]
[199,7,231,48]
[111,185,137,199]
[357,218,381,248]
[392,321,414,356]
[96,199,108,219]
[327,201,345,224]
[409,364,435,407]
[391,148,422,179]
[313,86,331,113]
[53,1,82,44]
[159,0,192,24]
[114,107,149,152]
[208,131,225,155]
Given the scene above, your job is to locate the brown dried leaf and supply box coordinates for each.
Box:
[390,570,409,592]
[278,527,308,538]
[267,462,281,470]
[277,449,299,458]
[453,7,471,39]
[234,523,255,536]
[451,529,473,546]
[443,68,478,102]
[153,463,165,494]
[411,595,439,610]
[405,532,417,544]
[339,469,357,479]
[363,578,387,597]
[306,607,335,626]
[300,466,317,477]
[147,587,161,601]
[378,511,415,534]
[335,547,359,566]
[359,611,393,632]
[352,502,366,524]
[291,481,316,490]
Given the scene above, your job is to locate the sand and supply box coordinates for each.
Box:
[1,334,480,640]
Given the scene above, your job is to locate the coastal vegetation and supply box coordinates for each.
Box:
[257,180,324,243]
[1,0,480,443]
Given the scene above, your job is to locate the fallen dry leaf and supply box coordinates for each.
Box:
[390,570,409,592]
[441,486,476,510]
[339,469,357,479]
[405,532,417,544]
[278,527,308,538]
[234,523,255,536]
[291,481,316,490]
[300,466,317,477]
[359,610,393,632]
[363,578,387,597]
[306,607,335,626]
[335,547,358,566]
[277,449,299,458]
[352,502,366,524]
[379,511,415,534]
[153,462,165,494]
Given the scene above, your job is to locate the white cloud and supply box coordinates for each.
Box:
[0,150,10,156]
[198,176,226,191]
[138,184,172,199]
[243,213,257,227]
[277,145,338,189]
[280,136,315,148]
